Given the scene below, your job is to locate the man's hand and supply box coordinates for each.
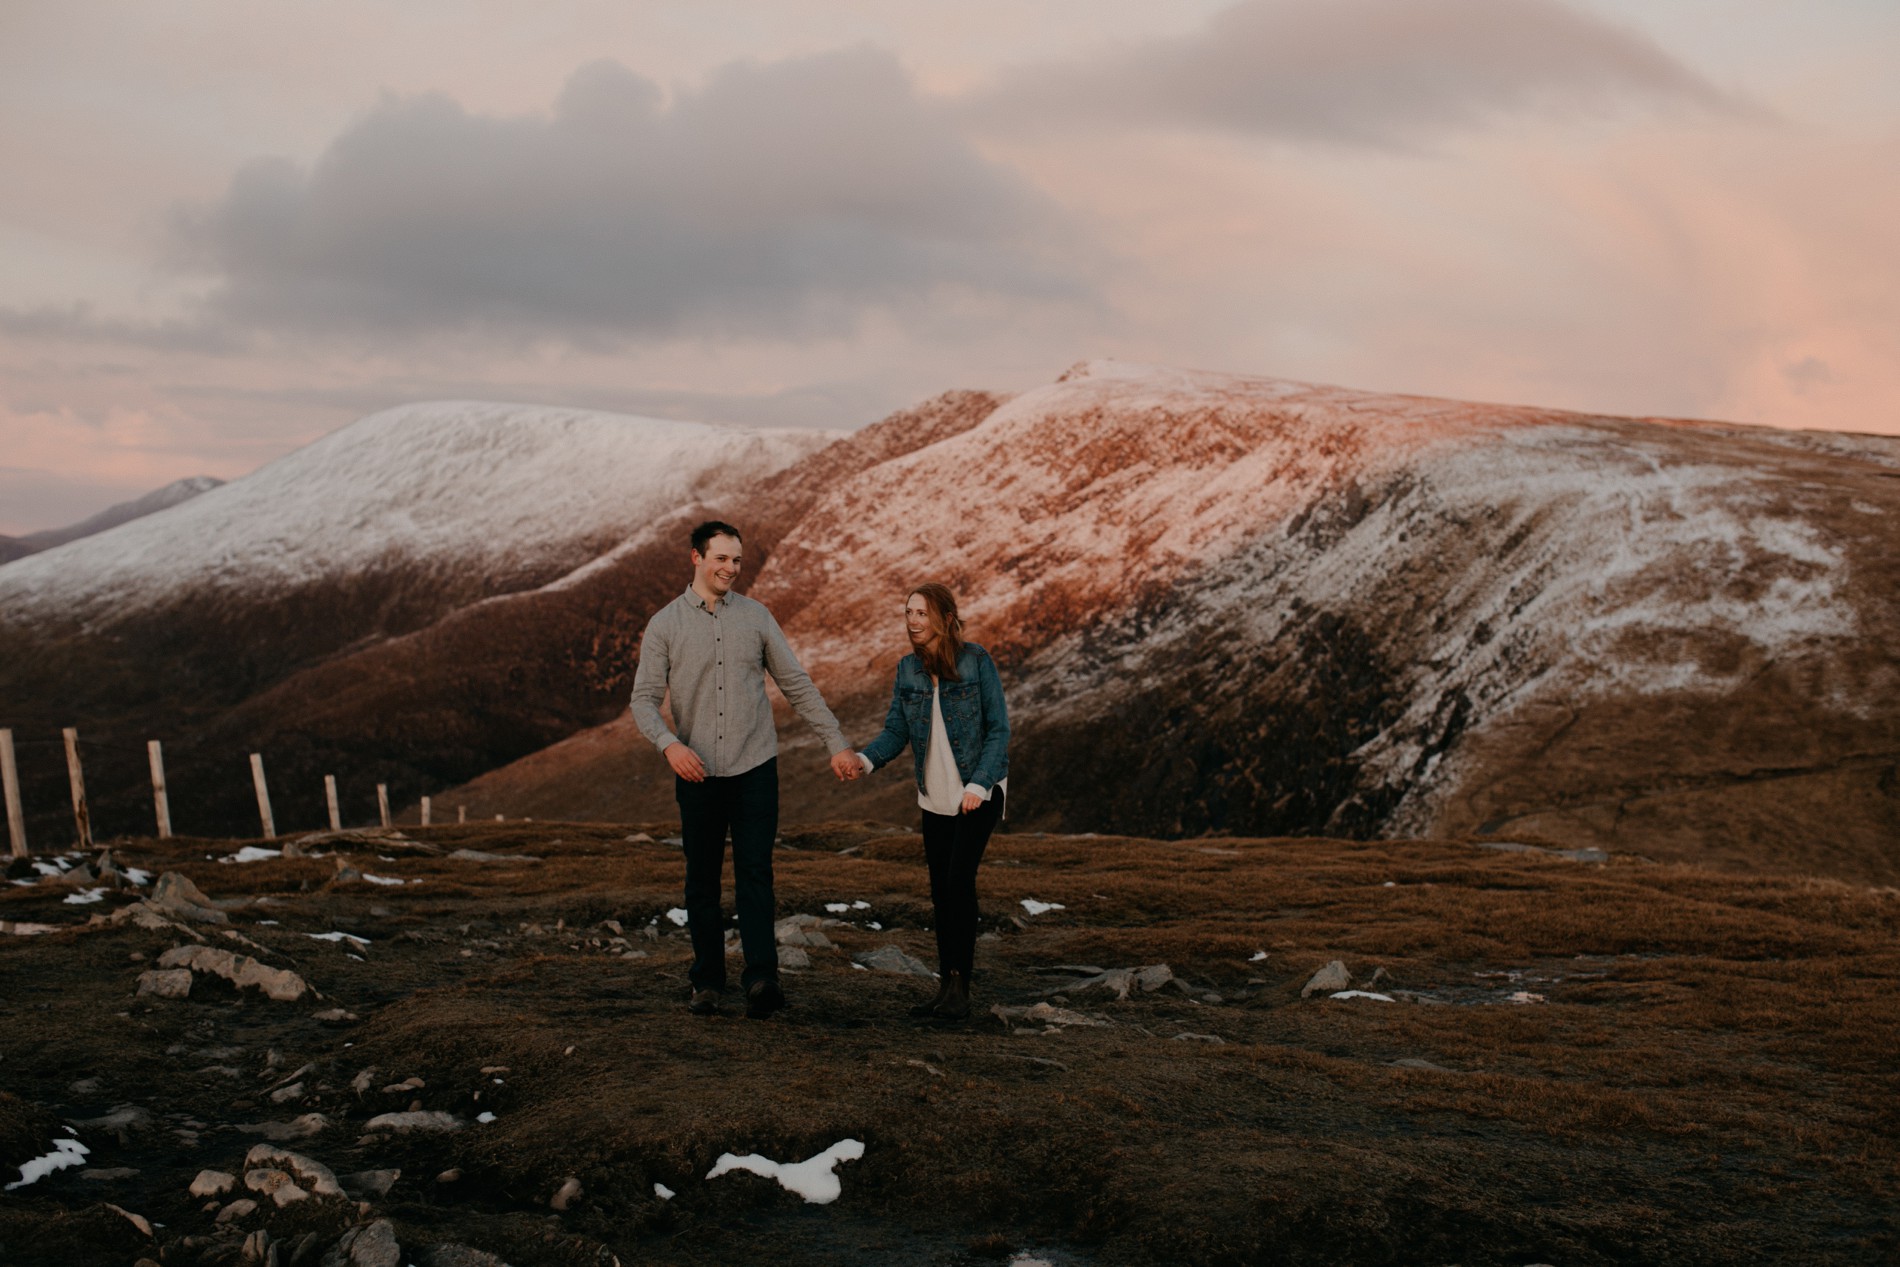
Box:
[830,750,864,782]
[960,789,984,814]
[665,742,707,782]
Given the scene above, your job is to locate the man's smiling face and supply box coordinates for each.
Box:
[692,533,742,599]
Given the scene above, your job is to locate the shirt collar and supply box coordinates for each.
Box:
[685,584,728,611]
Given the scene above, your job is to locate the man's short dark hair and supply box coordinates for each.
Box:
[691,520,743,555]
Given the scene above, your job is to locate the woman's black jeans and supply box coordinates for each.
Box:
[919,788,1005,978]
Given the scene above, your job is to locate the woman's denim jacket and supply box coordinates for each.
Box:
[861,642,1010,793]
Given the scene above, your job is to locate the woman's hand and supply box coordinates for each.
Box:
[960,789,984,814]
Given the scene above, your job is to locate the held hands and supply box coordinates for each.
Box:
[664,742,708,783]
[960,789,984,814]
[830,750,865,783]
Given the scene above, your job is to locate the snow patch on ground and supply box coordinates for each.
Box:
[705,1138,865,1204]
[223,847,281,864]
[5,1134,88,1190]
[1020,899,1066,916]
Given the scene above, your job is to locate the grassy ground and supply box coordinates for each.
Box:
[2,821,1895,1265]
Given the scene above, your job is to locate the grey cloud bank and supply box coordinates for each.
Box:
[971,0,1738,144]
[164,48,1083,344]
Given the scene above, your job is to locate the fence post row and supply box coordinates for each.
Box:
[147,740,172,840]
[1,729,26,859]
[5,730,454,846]
[250,753,276,840]
[62,727,93,850]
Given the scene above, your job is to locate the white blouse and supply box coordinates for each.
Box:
[859,677,1006,816]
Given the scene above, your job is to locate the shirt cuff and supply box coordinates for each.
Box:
[858,753,875,774]
[962,782,989,800]
[657,733,682,753]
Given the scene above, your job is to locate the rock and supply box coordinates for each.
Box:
[216,1197,259,1223]
[104,1202,153,1235]
[74,1103,154,1142]
[363,1110,463,1133]
[339,1168,400,1199]
[157,944,311,1001]
[270,1082,306,1103]
[333,857,364,884]
[778,945,812,970]
[242,1228,272,1264]
[1172,1032,1225,1044]
[314,1008,359,1024]
[150,872,230,923]
[235,1113,331,1141]
[436,1168,461,1183]
[68,1076,102,1095]
[351,1068,378,1095]
[1301,960,1351,998]
[246,1167,311,1206]
[447,849,538,863]
[417,1246,513,1267]
[1068,968,1136,1000]
[190,1169,237,1197]
[1023,1001,1108,1027]
[330,1219,401,1267]
[245,1144,344,1196]
[549,1176,582,1210]
[109,900,204,937]
[1363,966,1392,990]
[382,1076,425,1093]
[774,915,832,948]
[1136,963,1176,989]
[136,967,193,999]
[854,945,934,976]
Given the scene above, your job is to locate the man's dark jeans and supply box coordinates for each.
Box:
[677,757,779,992]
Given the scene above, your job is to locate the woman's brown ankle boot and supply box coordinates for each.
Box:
[909,976,953,1018]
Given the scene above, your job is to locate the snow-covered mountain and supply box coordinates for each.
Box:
[452,361,1900,881]
[0,475,227,565]
[4,365,1895,880]
[0,403,835,628]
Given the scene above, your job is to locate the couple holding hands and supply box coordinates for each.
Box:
[629,521,1009,1022]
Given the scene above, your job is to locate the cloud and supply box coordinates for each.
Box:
[161,48,1086,344]
[971,0,1741,146]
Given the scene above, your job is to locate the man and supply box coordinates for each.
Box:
[630,520,861,1018]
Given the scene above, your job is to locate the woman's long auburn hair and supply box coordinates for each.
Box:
[909,583,965,681]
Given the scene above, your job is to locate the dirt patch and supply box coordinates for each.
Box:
[3,823,1896,1265]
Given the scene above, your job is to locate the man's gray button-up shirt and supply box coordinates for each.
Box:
[629,586,848,778]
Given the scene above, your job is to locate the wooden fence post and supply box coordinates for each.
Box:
[250,753,276,840]
[420,796,432,826]
[147,740,172,840]
[1,729,26,858]
[376,783,391,828]
[324,775,341,831]
[457,804,466,824]
[63,727,92,850]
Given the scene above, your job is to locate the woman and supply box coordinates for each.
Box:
[853,583,1009,1020]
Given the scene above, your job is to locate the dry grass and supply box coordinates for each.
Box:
[1,822,1895,1265]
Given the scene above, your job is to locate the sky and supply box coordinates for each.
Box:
[4,0,1899,533]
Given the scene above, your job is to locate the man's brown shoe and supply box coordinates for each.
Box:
[745,978,786,1020]
[933,971,971,1020]
[688,988,721,1016]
